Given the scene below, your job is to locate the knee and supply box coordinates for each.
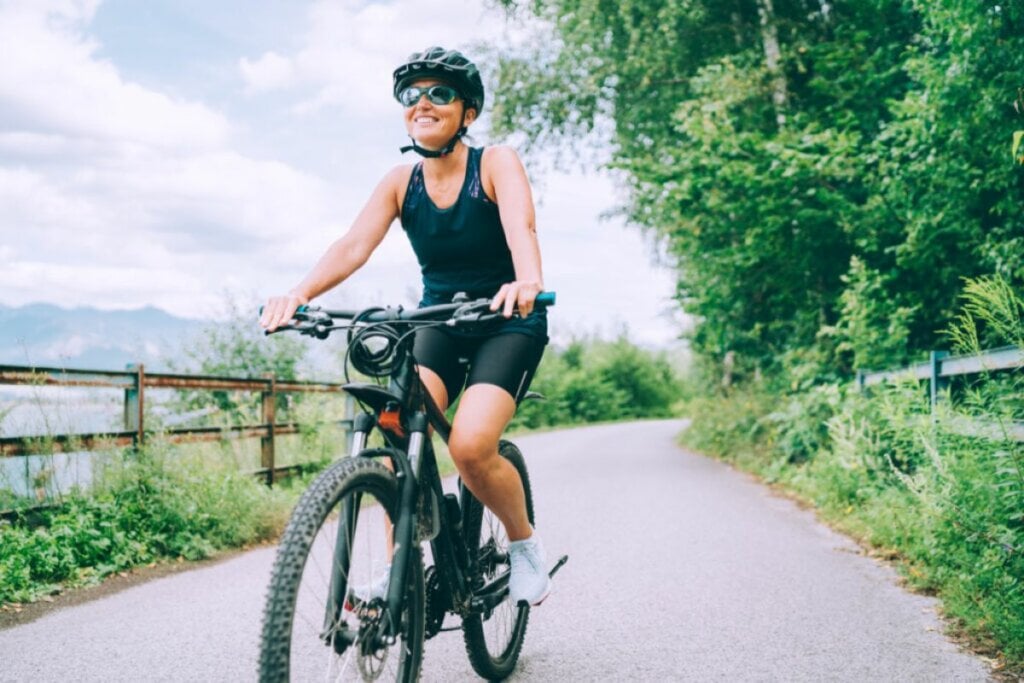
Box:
[448,429,497,476]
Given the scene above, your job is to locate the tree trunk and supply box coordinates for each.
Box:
[756,0,788,128]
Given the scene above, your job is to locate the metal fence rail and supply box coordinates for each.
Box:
[0,363,354,486]
[857,346,1023,441]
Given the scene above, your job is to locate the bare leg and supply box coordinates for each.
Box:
[417,369,531,540]
[447,384,532,541]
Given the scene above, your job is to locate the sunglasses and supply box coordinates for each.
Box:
[398,84,461,107]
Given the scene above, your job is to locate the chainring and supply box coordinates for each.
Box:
[424,566,450,639]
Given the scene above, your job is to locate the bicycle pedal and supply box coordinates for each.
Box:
[548,554,569,579]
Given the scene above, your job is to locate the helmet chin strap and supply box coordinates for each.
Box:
[400,109,469,158]
[400,127,467,158]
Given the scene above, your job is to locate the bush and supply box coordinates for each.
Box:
[0,443,292,604]
[509,336,685,430]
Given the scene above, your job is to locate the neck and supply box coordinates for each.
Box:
[422,141,468,174]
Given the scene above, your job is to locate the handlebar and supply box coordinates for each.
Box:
[263,291,556,340]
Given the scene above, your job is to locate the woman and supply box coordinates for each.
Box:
[259,47,551,606]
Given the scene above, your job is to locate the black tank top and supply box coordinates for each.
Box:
[400,146,516,302]
[399,146,547,340]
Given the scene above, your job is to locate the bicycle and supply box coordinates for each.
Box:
[257,292,568,682]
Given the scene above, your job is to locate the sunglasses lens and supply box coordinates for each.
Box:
[399,85,460,107]
[399,87,422,107]
[426,85,458,105]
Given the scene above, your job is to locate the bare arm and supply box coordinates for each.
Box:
[260,165,409,330]
[483,146,545,318]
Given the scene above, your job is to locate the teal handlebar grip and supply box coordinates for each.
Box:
[258,304,310,315]
[536,291,556,307]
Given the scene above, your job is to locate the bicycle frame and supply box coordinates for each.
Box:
[332,333,481,640]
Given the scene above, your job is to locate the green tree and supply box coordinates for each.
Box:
[489,0,1024,377]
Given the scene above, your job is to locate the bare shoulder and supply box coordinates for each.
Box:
[482,144,524,170]
[481,145,528,195]
[384,162,417,210]
[384,162,417,187]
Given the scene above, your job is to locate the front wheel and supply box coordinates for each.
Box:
[461,440,534,680]
[258,453,425,682]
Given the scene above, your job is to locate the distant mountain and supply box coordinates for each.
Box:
[0,303,205,371]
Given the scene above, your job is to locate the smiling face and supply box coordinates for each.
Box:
[402,78,477,151]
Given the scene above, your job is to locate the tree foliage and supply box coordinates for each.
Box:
[490,0,1024,376]
[172,297,308,420]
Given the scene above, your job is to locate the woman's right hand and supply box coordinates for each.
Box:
[259,292,309,332]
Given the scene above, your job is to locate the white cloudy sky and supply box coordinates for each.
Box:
[0,0,681,345]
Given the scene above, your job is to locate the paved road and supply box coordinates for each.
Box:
[0,420,991,681]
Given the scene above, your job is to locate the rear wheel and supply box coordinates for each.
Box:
[259,453,425,682]
[461,440,534,680]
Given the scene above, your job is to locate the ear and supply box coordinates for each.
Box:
[463,105,478,127]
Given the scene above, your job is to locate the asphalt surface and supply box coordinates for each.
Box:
[0,420,992,681]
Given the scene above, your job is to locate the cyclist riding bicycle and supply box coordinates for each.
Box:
[260,46,552,607]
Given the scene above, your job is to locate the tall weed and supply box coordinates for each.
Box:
[0,441,293,604]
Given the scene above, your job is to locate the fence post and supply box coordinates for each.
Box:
[856,369,865,393]
[261,374,276,486]
[124,363,145,448]
[929,350,949,418]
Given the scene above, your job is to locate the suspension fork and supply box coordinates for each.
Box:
[322,411,376,636]
[382,411,428,637]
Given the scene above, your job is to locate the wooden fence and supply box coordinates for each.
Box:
[0,363,354,487]
[857,346,1024,441]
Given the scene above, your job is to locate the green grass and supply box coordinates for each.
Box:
[0,437,319,605]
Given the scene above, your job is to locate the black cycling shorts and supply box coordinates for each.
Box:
[412,327,547,405]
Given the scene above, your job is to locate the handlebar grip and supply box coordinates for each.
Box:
[258,303,311,316]
[536,291,556,307]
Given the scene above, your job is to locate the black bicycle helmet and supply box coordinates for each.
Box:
[393,46,485,113]
[393,47,485,158]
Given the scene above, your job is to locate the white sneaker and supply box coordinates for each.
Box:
[508,531,551,606]
[346,564,390,609]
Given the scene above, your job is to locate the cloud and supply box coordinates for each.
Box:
[239,51,294,93]
[237,0,515,117]
[0,1,363,317]
[0,1,228,150]
[0,0,682,346]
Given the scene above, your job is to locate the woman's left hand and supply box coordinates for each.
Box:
[491,280,543,318]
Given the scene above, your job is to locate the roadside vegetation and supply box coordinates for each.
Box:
[0,444,296,604]
[491,0,1024,671]
[510,336,684,431]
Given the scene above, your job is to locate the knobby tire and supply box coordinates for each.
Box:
[258,455,425,682]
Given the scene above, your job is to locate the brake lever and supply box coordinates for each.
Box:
[449,299,503,325]
[263,307,332,338]
[259,303,330,335]
[293,305,330,324]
